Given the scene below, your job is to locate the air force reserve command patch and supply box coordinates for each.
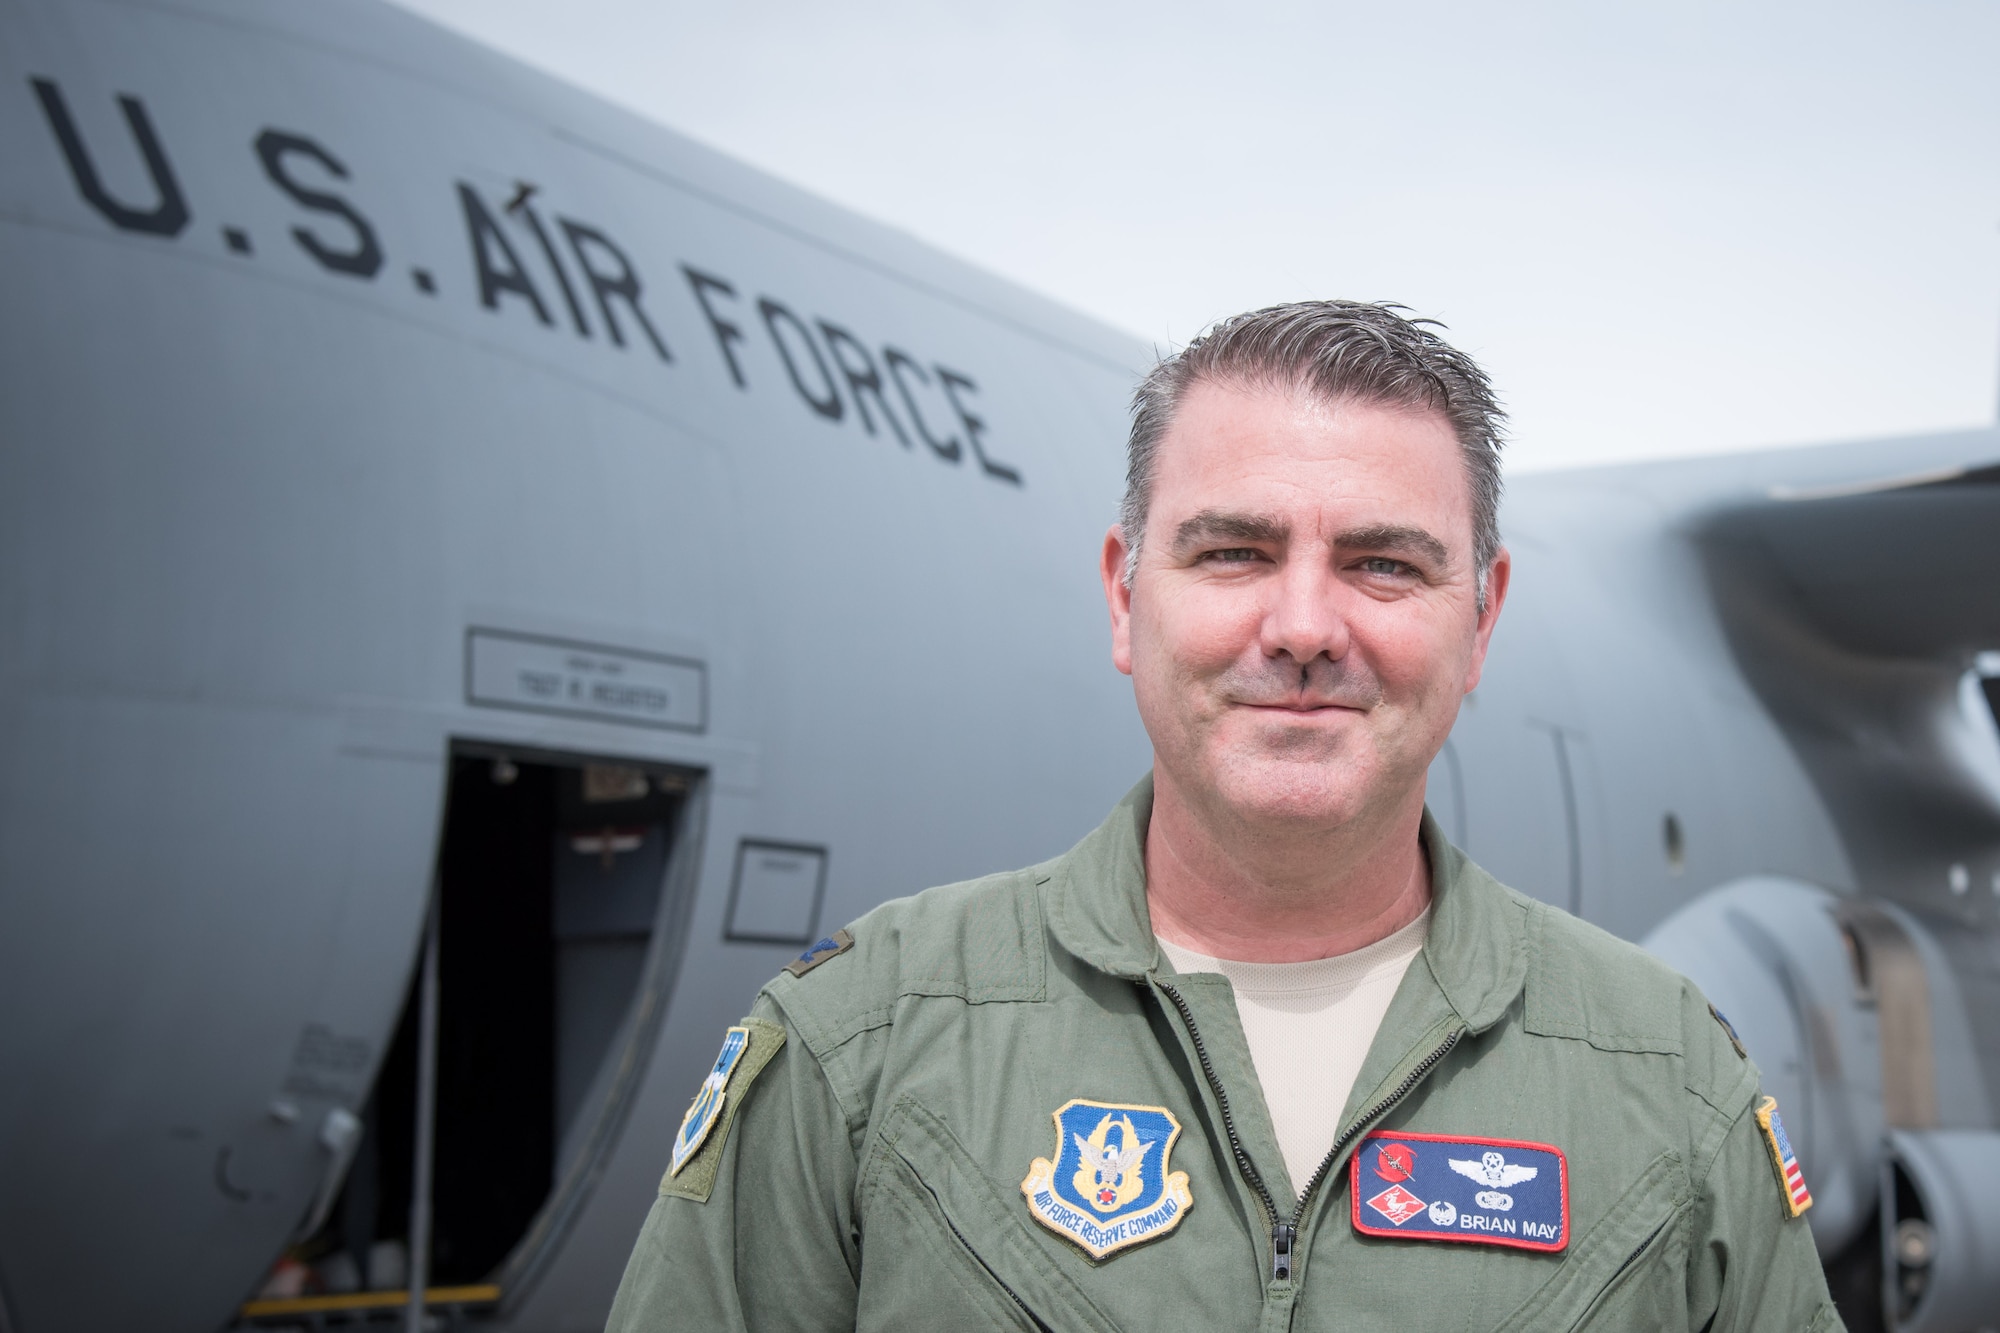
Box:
[1756,1095,1814,1218]
[1349,1130,1569,1252]
[1021,1100,1193,1259]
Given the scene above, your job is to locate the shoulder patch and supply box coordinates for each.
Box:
[1755,1095,1813,1218]
[659,1017,786,1204]
[784,927,854,978]
[1710,1004,1748,1060]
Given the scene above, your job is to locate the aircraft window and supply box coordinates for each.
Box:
[725,841,829,945]
[247,749,700,1316]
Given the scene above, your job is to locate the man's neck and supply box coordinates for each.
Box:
[1144,768,1432,964]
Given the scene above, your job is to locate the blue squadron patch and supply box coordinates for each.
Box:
[1021,1099,1192,1259]
[1349,1130,1569,1252]
[669,1026,750,1177]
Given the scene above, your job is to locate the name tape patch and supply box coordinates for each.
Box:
[1021,1099,1193,1259]
[1350,1130,1569,1252]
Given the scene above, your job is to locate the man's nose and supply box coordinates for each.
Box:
[1260,557,1350,667]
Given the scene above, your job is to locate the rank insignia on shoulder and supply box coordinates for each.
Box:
[669,1026,751,1177]
[1349,1130,1569,1252]
[1710,1003,1748,1060]
[1021,1099,1193,1259]
[784,928,853,978]
[1755,1096,1813,1218]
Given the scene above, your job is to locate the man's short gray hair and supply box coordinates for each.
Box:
[1120,300,1506,604]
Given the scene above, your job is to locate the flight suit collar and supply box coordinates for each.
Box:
[1416,822,1529,1034]
[1044,775,1161,980]
[1045,772,1528,1034]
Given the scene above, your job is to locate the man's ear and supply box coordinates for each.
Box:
[1463,546,1511,694]
[1101,524,1135,677]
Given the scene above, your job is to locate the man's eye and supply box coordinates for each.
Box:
[1359,557,1410,576]
[1202,547,1263,564]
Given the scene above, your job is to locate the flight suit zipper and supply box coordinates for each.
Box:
[1153,978,1464,1283]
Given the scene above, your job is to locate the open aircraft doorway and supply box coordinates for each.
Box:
[239,746,706,1328]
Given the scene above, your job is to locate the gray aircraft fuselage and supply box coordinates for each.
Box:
[2,3,1997,1332]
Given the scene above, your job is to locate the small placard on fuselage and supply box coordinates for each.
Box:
[466,628,706,732]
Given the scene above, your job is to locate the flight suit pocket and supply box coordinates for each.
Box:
[864,1175,1046,1331]
[1489,1151,1690,1333]
[862,1097,1124,1333]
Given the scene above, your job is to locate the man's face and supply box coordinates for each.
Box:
[1102,379,1508,834]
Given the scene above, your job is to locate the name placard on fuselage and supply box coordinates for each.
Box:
[466,628,706,732]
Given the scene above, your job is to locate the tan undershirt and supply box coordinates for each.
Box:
[1157,908,1430,1196]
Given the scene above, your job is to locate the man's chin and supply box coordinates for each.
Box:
[1206,761,1376,830]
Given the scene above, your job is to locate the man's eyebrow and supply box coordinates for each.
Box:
[1171,510,1289,551]
[1335,523,1450,568]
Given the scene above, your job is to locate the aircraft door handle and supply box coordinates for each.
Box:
[291,1107,363,1241]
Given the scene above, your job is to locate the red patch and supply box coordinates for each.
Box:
[1374,1142,1416,1182]
[1366,1184,1428,1226]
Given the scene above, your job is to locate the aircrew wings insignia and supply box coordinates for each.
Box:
[1449,1151,1540,1188]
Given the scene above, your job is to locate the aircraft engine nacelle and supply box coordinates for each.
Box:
[1881,1129,2000,1332]
[1643,877,2000,1331]
[1643,877,1885,1256]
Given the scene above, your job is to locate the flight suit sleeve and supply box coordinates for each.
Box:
[606,997,861,1333]
[1684,1091,1845,1332]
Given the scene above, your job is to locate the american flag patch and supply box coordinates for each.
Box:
[1755,1096,1812,1218]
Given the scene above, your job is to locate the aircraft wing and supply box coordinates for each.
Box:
[1693,454,2000,898]
[1700,459,2000,660]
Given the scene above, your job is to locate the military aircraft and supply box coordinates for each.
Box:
[0,2,1994,1332]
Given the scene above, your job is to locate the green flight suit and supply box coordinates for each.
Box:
[609,778,1843,1331]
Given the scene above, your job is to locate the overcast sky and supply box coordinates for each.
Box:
[391,0,2000,472]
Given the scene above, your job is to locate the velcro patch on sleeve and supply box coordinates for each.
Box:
[1756,1095,1813,1218]
[659,1017,786,1204]
[1350,1130,1569,1252]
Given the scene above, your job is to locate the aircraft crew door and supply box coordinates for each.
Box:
[240,746,702,1325]
[1448,715,1594,920]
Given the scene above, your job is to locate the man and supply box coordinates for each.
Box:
[607,302,1842,1330]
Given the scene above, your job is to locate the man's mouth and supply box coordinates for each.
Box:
[1235,699,1363,714]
